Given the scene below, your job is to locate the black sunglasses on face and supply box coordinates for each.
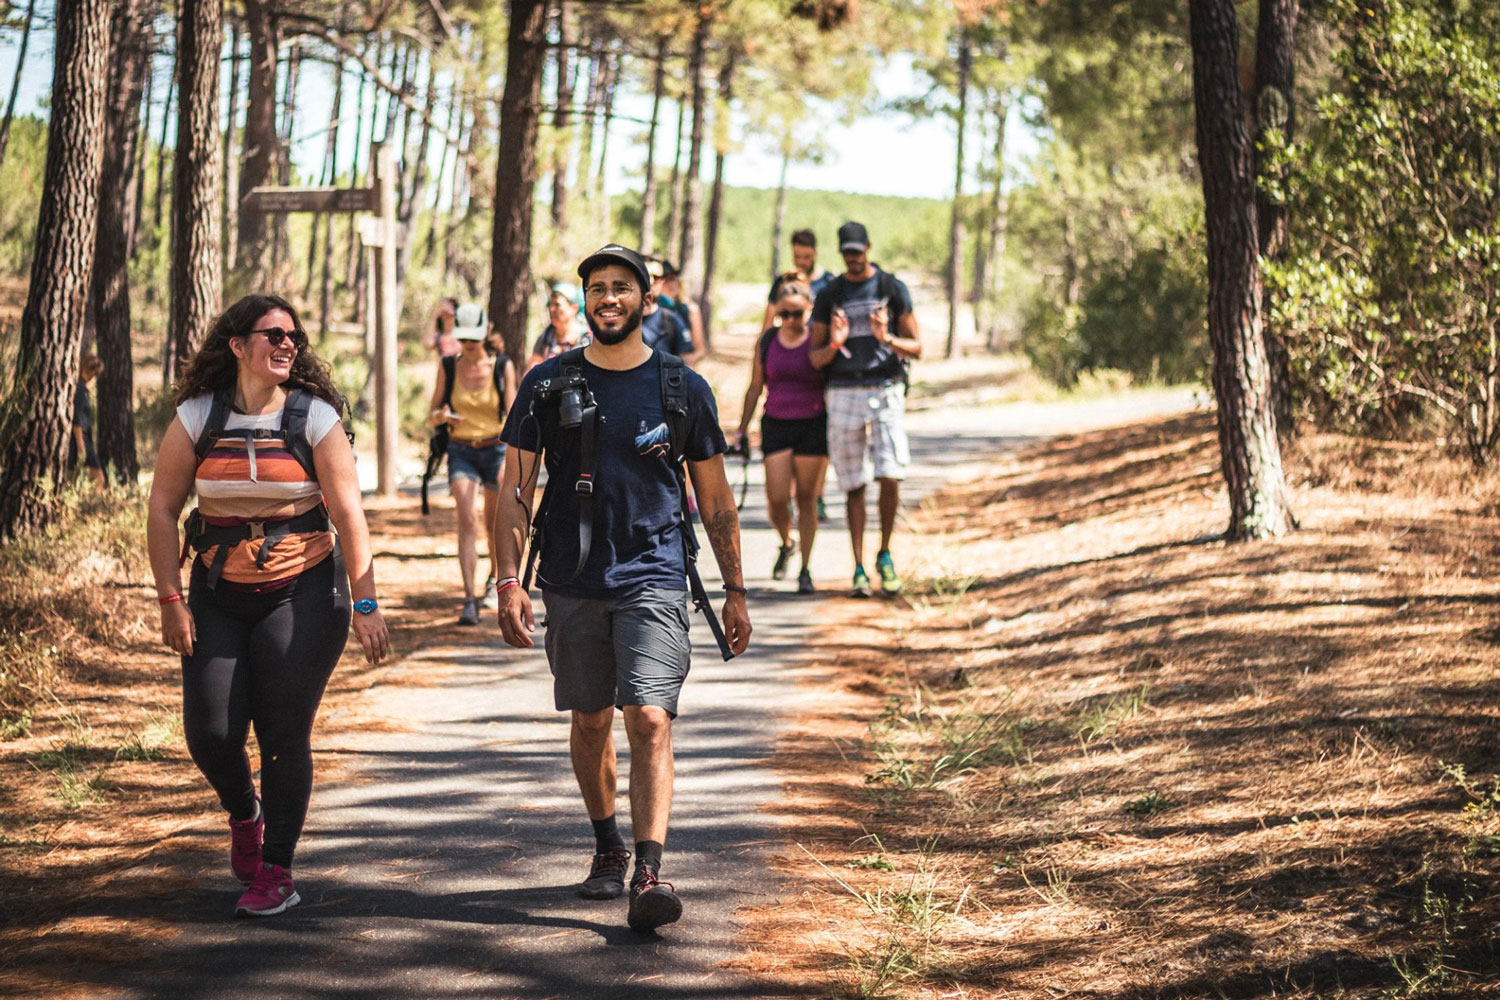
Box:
[247,327,306,350]
[777,309,806,320]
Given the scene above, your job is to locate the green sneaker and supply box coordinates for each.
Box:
[875,551,902,596]
[851,566,873,598]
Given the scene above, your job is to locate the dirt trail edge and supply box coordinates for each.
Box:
[56,367,1198,1000]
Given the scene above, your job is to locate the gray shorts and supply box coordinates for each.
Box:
[541,588,692,717]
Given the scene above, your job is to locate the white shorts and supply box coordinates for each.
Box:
[826,382,910,494]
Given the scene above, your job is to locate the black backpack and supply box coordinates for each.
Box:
[193,386,333,476]
[523,348,735,660]
[421,352,512,514]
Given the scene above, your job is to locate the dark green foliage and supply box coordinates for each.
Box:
[0,116,46,272]
[1075,244,1207,384]
[1267,0,1500,460]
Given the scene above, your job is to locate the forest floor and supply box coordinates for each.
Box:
[733,412,1500,998]
[4,301,1500,995]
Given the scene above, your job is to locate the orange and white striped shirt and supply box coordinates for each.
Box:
[179,393,343,586]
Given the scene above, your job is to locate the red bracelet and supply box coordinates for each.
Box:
[159,593,183,606]
[497,579,521,594]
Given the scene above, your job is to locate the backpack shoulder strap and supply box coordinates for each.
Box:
[440,354,457,409]
[658,353,689,465]
[279,388,319,479]
[757,328,776,371]
[558,346,586,373]
[490,352,511,418]
[193,389,235,464]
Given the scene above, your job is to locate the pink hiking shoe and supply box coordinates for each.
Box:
[229,802,263,884]
[235,863,300,917]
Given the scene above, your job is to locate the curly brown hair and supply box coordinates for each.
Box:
[173,294,347,415]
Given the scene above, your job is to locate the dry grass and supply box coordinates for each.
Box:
[738,412,1500,999]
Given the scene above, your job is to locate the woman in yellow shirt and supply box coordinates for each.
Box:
[428,304,518,624]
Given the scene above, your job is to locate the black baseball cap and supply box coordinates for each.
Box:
[577,244,651,294]
[838,221,870,252]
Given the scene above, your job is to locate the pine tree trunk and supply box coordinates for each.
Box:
[311,54,345,333]
[305,51,343,302]
[91,0,156,484]
[151,56,175,240]
[237,0,278,285]
[665,96,685,263]
[425,77,459,268]
[345,41,373,299]
[397,57,438,285]
[577,38,603,217]
[130,49,153,256]
[0,0,38,167]
[443,91,473,284]
[551,0,574,230]
[677,4,711,294]
[945,28,971,359]
[593,51,618,234]
[222,19,241,274]
[0,0,111,539]
[638,35,667,256]
[770,149,789,280]
[271,41,301,277]
[984,97,1009,352]
[170,0,223,370]
[700,56,733,349]
[1189,0,1295,540]
[489,0,547,364]
[1255,0,1300,440]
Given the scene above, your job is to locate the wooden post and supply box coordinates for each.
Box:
[370,143,398,497]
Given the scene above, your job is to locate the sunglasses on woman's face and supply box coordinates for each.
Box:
[247,327,307,350]
[777,309,806,320]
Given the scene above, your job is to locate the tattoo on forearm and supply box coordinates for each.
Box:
[703,509,742,584]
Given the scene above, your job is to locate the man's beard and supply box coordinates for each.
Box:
[586,303,643,345]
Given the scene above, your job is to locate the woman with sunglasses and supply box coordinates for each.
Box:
[734,280,830,593]
[147,294,390,918]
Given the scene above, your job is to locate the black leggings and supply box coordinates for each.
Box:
[182,551,350,869]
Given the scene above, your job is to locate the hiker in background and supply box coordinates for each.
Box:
[70,355,105,489]
[428,303,517,625]
[761,228,835,332]
[656,259,706,366]
[423,297,462,359]
[735,280,828,594]
[146,294,389,919]
[641,258,702,364]
[493,244,750,933]
[810,221,922,598]
[527,282,591,373]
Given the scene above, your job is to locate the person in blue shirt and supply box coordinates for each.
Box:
[493,243,750,933]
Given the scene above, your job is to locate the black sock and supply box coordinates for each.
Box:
[635,840,663,873]
[591,816,625,854]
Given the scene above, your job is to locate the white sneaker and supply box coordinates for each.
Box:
[481,575,499,610]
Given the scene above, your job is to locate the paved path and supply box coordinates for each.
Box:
[78,377,1197,999]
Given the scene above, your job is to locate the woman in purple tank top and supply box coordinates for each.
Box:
[734,280,829,594]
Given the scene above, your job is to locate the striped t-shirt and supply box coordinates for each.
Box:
[178,393,343,586]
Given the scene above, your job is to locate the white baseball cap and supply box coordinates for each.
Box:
[453,303,488,340]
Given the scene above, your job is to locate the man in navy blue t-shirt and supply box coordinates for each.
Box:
[494,243,750,933]
[810,221,923,598]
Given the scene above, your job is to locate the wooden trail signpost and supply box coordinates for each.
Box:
[240,143,401,497]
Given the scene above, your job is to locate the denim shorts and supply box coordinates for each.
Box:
[541,589,692,717]
[447,439,505,489]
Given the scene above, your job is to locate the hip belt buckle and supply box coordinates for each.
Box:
[246,520,266,540]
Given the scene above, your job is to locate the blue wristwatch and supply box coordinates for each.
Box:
[354,598,378,615]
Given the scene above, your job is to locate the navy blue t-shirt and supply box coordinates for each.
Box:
[501,352,728,598]
[641,306,692,356]
[811,267,914,387]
